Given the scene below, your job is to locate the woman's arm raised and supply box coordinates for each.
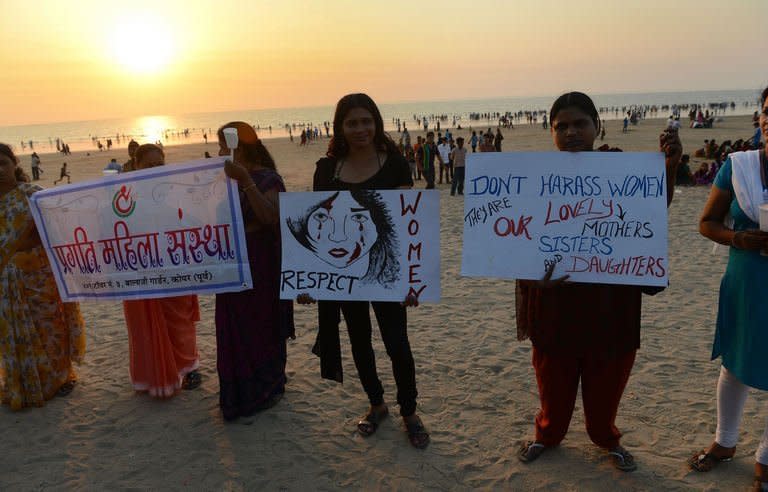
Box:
[225,159,279,226]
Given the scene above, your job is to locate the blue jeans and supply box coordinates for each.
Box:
[451,166,465,195]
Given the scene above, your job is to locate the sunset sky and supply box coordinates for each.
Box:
[0,0,764,126]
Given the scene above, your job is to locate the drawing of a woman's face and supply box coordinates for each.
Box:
[307,193,378,268]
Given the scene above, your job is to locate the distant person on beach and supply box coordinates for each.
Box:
[215,122,294,422]
[470,130,478,152]
[417,131,440,189]
[120,144,202,398]
[437,137,452,184]
[693,162,714,185]
[413,135,423,180]
[297,93,429,449]
[53,162,70,184]
[516,92,682,472]
[494,128,504,152]
[450,137,467,195]
[30,152,41,180]
[104,158,122,173]
[689,86,768,490]
[404,140,417,181]
[753,121,762,149]
[675,154,694,186]
[622,116,629,132]
[479,132,495,152]
[0,143,86,410]
[123,140,139,172]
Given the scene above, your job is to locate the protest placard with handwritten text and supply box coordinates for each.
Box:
[461,152,668,287]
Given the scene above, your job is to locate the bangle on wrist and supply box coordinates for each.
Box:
[731,231,740,249]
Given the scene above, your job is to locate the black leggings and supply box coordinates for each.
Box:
[339,301,418,417]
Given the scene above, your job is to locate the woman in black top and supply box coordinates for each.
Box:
[298,93,429,449]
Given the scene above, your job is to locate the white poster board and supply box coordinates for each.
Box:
[279,190,440,301]
[28,157,252,301]
[461,152,668,287]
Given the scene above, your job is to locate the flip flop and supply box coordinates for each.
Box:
[357,406,388,437]
[688,449,734,472]
[608,446,637,472]
[182,370,202,390]
[518,441,547,463]
[405,416,430,449]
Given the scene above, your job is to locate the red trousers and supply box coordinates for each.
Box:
[532,347,636,449]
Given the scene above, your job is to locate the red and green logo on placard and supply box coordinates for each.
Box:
[112,185,136,218]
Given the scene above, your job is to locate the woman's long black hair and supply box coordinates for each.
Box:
[326,93,399,159]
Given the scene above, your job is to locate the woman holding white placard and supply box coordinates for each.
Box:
[215,122,295,422]
[516,92,682,471]
[298,93,429,449]
[121,144,202,398]
[690,85,768,490]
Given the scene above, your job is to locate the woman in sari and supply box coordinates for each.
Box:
[0,143,86,410]
[121,144,201,398]
[215,122,294,422]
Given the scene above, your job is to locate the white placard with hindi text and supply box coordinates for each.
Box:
[28,157,252,301]
[461,152,668,287]
[279,190,440,301]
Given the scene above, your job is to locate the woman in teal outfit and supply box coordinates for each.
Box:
[690,85,768,491]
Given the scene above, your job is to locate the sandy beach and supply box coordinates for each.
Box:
[3,114,764,491]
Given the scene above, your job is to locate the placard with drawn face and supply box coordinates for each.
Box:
[279,190,440,301]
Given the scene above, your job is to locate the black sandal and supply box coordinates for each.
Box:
[405,416,430,449]
[688,449,734,472]
[182,370,202,390]
[56,380,76,397]
[357,406,389,437]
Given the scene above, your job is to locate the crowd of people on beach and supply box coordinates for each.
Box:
[2,87,768,488]
[675,120,765,187]
[10,96,755,159]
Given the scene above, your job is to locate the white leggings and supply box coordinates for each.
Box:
[715,366,768,465]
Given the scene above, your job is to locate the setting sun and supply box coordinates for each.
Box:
[110,14,174,74]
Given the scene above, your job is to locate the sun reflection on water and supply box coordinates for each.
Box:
[134,115,175,143]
